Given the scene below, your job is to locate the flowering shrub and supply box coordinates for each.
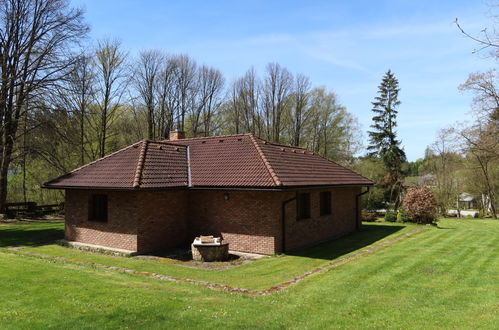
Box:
[402,186,437,224]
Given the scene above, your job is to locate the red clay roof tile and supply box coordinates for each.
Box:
[44,134,373,190]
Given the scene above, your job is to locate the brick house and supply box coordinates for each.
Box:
[44,132,373,255]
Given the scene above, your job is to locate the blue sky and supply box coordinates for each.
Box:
[71,0,494,161]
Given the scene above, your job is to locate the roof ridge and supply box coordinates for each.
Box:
[248,134,282,186]
[133,140,148,188]
[160,133,251,142]
[148,140,189,147]
[253,136,308,151]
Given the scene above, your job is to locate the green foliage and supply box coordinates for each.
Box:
[397,208,407,222]
[353,157,388,210]
[367,70,407,175]
[384,211,397,222]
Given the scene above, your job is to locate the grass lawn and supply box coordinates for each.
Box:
[0,219,498,328]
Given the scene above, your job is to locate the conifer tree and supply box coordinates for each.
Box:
[368,70,406,206]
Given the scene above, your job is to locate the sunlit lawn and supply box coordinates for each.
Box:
[0,218,497,328]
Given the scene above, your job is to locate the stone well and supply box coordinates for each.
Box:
[191,236,229,262]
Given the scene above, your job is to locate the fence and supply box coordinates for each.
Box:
[4,202,64,219]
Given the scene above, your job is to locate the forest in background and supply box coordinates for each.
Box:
[1,0,497,218]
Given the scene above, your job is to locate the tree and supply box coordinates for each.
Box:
[454,3,499,219]
[458,70,499,218]
[306,88,361,164]
[367,70,407,207]
[93,39,128,158]
[132,50,163,140]
[427,129,463,216]
[262,63,293,143]
[455,2,499,59]
[228,68,260,136]
[189,65,224,136]
[173,54,196,131]
[51,53,96,164]
[0,0,88,211]
[290,74,311,146]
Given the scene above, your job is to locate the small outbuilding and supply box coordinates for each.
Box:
[44,132,373,255]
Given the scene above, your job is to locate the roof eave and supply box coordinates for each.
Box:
[43,182,373,191]
[42,185,189,191]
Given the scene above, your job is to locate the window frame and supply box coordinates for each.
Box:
[320,191,332,216]
[88,194,108,222]
[296,192,311,220]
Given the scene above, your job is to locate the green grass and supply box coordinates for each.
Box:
[20,221,416,290]
[0,220,63,247]
[0,219,498,328]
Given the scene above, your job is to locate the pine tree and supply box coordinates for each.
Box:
[368,70,407,206]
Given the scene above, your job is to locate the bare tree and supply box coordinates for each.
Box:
[458,70,499,218]
[172,54,196,131]
[458,125,498,218]
[262,63,293,143]
[0,0,88,211]
[132,50,163,139]
[156,54,178,139]
[428,129,462,216]
[93,39,128,157]
[291,74,311,146]
[194,65,224,136]
[459,70,499,123]
[238,68,260,134]
[53,54,96,163]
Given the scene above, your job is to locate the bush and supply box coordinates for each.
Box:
[402,186,437,224]
[384,211,397,222]
[396,208,407,223]
[474,212,479,219]
[361,210,378,222]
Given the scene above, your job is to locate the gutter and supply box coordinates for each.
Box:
[355,187,370,230]
[42,183,373,191]
[281,194,297,253]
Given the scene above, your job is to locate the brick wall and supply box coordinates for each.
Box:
[282,187,361,251]
[65,190,139,251]
[187,191,282,255]
[136,190,189,253]
[64,186,362,255]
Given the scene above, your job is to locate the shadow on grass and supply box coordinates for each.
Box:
[0,222,64,247]
[287,224,405,260]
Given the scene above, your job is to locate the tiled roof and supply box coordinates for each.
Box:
[44,134,372,190]
[253,137,373,186]
[172,134,275,187]
[44,141,188,189]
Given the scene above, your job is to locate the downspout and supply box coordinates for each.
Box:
[281,194,296,253]
[355,187,370,230]
[186,146,192,187]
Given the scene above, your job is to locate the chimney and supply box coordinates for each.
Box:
[169,129,185,140]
